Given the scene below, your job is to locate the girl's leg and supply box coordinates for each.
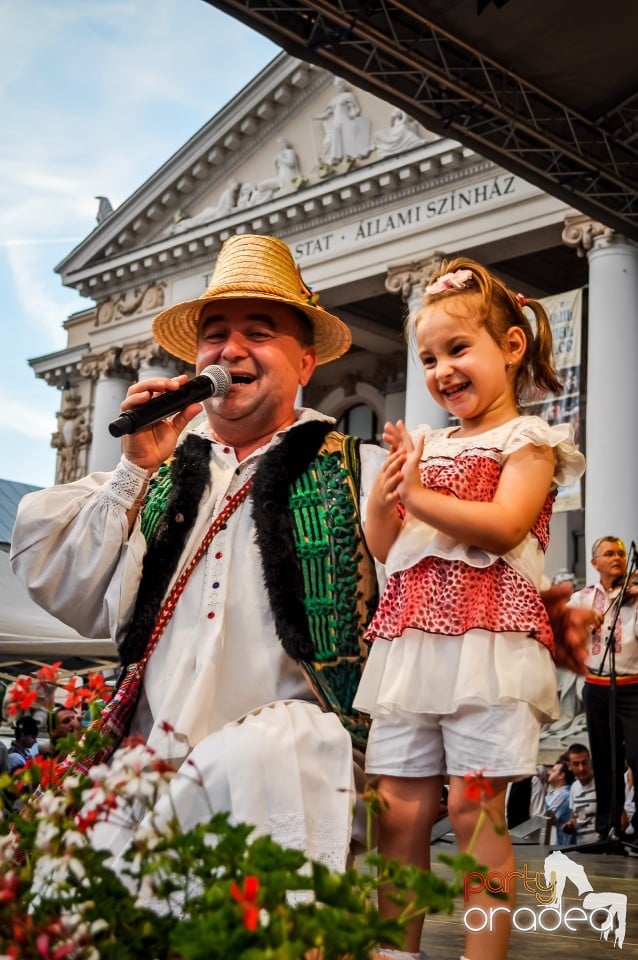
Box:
[447,775,514,960]
[375,773,445,955]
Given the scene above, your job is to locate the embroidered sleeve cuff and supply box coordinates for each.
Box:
[102,456,150,508]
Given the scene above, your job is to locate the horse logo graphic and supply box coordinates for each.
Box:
[544,850,627,949]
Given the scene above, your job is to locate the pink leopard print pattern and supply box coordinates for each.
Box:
[420,448,554,550]
[367,556,554,652]
[366,444,556,653]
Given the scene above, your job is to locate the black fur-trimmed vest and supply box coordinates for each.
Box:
[118,421,378,751]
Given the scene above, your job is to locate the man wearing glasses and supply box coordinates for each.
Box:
[568,536,638,841]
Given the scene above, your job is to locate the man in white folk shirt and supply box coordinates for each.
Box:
[10,234,385,868]
[568,536,638,841]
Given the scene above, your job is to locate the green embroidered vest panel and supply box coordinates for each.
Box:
[285,431,377,751]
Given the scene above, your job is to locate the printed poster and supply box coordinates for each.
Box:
[521,287,583,511]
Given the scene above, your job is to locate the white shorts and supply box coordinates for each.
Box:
[365,698,542,779]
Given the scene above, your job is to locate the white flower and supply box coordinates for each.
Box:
[0,832,17,860]
[31,853,87,905]
[37,792,68,819]
[121,770,166,802]
[81,783,111,811]
[85,763,112,784]
[110,742,163,775]
[60,773,85,794]
[35,818,61,851]
[131,820,163,850]
[63,829,89,852]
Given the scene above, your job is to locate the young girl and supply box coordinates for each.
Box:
[353,259,585,960]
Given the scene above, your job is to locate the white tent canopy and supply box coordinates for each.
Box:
[0,477,118,683]
[0,548,117,682]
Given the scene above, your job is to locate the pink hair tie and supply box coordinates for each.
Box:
[516,292,528,307]
[425,268,473,295]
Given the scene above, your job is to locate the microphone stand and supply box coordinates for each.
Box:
[565,541,638,856]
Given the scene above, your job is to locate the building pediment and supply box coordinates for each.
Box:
[55,52,467,300]
[56,54,309,277]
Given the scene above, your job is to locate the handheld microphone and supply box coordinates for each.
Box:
[108,365,232,437]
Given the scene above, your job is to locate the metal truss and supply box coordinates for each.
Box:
[205,0,638,241]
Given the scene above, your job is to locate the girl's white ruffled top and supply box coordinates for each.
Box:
[353,417,585,722]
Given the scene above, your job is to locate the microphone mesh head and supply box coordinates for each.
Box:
[201,365,232,396]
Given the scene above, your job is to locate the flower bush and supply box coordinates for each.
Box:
[0,670,482,960]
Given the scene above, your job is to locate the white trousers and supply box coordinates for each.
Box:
[91,700,355,873]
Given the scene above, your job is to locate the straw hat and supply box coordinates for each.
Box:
[152,234,352,365]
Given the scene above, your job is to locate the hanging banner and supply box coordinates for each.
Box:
[522,288,583,511]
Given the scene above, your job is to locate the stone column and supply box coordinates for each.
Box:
[385,253,449,430]
[563,214,638,569]
[81,348,134,473]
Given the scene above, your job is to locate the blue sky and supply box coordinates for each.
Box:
[0,0,277,487]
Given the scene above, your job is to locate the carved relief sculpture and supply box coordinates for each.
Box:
[51,390,92,484]
[313,78,373,167]
[252,138,306,203]
[113,288,146,317]
[165,179,241,235]
[96,284,165,325]
[198,177,241,221]
[374,108,430,158]
[140,284,165,313]
[96,300,116,326]
[235,182,256,210]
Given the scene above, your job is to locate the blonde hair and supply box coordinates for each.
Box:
[410,257,562,404]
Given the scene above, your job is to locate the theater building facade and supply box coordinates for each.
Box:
[32,53,638,583]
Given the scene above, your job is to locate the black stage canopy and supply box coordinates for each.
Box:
[203,0,638,241]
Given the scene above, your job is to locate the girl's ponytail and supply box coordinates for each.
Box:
[518,297,562,399]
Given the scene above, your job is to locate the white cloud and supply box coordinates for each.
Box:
[4,243,83,342]
[0,0,277,242]
[0,393,57,439]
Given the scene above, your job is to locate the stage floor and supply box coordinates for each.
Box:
[421,837,637,958]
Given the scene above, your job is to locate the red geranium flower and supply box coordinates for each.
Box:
[7,676,38,716]
[75,794,119,833]
[21,754,64,791]
[230,875,260,930]
[463,769,495,804]
[87,671,111,702]
[0,873,20,903]
[63,672,112,710]
[35,661,63,685]
[61,676,83,709]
